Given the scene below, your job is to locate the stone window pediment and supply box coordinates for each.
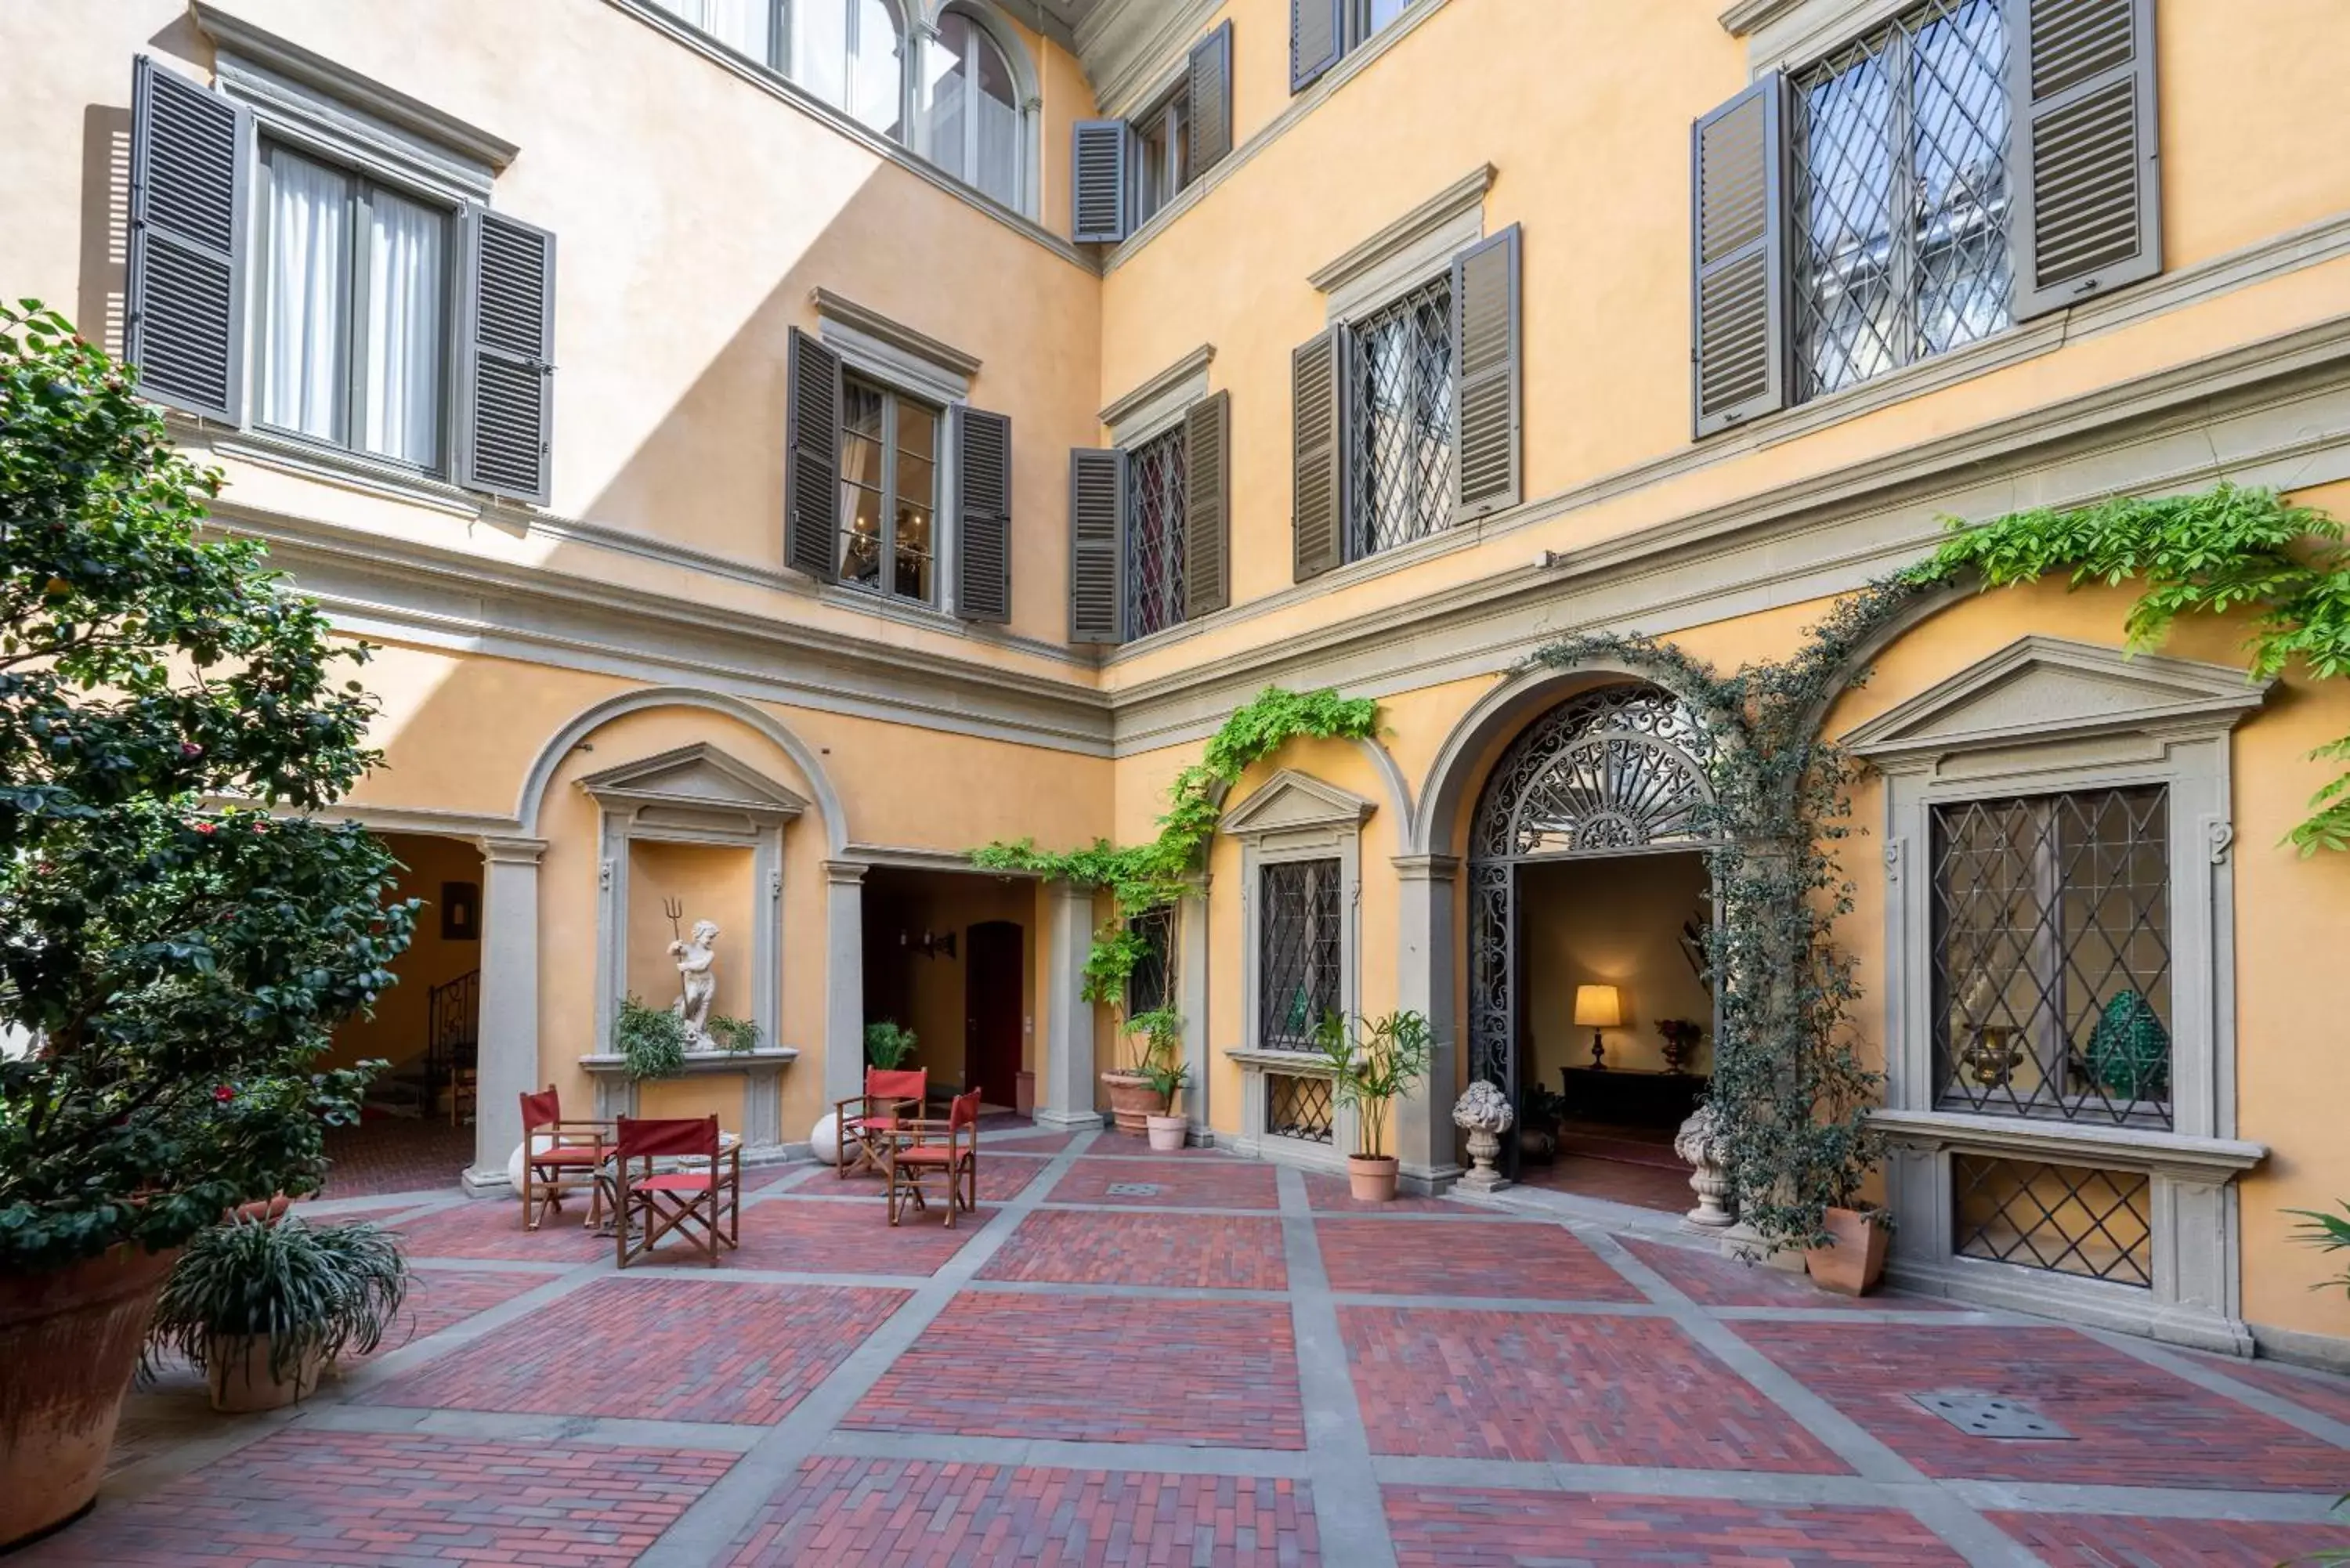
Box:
[577,742,811,838]
[1220,769,1376,840]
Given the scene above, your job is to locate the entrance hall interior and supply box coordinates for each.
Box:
[861,867,1035,1114]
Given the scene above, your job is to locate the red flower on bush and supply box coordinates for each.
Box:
[212,1085,234,1104]
[191,822,216,835]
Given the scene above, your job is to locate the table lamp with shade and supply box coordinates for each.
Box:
[1574,984,1622,1070]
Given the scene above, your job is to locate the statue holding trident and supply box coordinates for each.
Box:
[668,917,721,1048]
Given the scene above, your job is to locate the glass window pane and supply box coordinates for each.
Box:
[849,0,904,136]
[893,501,932,601]
[895,397,937,458]
[791,0,848,109]
[360,186,446,468]
[1364,0,1410,36]
[842,378,884,438]
[840,431,883,488]
[1125,424,1187,638]
[839,482,884,585]
[261,149,351,442]
[895,450,934,509]
[1350,276,1455,559]
[923,13,973,182]
[660,0,774,63]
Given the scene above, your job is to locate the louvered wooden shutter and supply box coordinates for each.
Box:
[1072,120,1130,244]
[2008,0,2160,320]
[1068,449,1126,644]
[1452,225,1521,522]
[1183,391,1231,620]
[1291,0,1345,93]
[1188,22,1235,175]
[1292,328,1345,582]
[458,209,557,504]
[783,327,841,581]
[125,56,247,421]
[1690,75,1788,438]
[955,406,1012,624]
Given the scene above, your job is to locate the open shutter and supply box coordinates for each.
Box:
[1690,75,1788,438]
[1183,390,1231,620]
[458,208,557,504]
[125,56,247,421]
[1292,328,1345,582]
[1072,119,1130,244]
[1291,0,1345,93]
[1452,225,1521,522]
[955,406,1012,623]
[1188,22,1235,175]
[783,327,841,581]
[1068,449,1126,644]
[2008,0,2160,320]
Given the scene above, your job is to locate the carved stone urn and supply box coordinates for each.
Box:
[1672,1104,1736,1230]
[1452,1080,1515,1194]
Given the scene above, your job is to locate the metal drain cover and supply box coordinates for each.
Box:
[1105,1182,1163,1198]
[1911,1391,2072,1440]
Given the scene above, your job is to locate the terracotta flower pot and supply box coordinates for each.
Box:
[1144,1113,1188,1151]
[1804,1205,1889,1296]
[1347,1154,1400,1202]
[0,1244,179,1549]
[1100,1070,1164,1134]
[204,1335,325,1414]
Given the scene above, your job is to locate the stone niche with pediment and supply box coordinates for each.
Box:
[573,743,807,1153]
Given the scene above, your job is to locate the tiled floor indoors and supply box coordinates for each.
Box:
[34,1128,2350,1566]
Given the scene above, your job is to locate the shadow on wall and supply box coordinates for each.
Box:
[78,103,128,356]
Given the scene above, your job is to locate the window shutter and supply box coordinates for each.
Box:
[457,208,557,504]
[1183,390,1231,620]
[1068,448,1126,644]
[1072,119,1130,244]
[1690,75,1788,438]
[1188,21,1235,175]
[1291,0,1344,93]
[783,327,841,581]
[955,406,1012,624]
[1452,224,1521,522]
[2008,0,2160,320]
[1292,327,1345,582]
[125,55,247,421]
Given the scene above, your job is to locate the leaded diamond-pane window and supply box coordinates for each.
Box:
[1930,786,2171,1127]
[1954,1154,2153,1288]
[1793,0,2009,400]
[1267,1071,1335,1144]
[1260,858,1340,1050]
[1349,276,1455,561]
[1126,425,1187,639]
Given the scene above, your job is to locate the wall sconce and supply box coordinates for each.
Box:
[899,928,956,960]
[1574,984,1622,1070]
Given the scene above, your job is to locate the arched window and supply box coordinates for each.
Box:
[788,0,907,136]
[924,7,1025,211]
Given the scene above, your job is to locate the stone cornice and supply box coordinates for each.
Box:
[1308,165,1495,296]
[1871,1109,2266,1177]
[1100,344,1216,428]
[1073,0,1224,118]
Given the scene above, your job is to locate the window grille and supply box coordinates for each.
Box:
[1259,858,1341,1050]
[1267,1071,1335,1144]
[1349,275,1454,559]
[1126,905,1173,1018]
[1126,424,1187,638]
[1792,0,2009,399]
[1929,786,2171,1127]
[1954,1154,2152,1288]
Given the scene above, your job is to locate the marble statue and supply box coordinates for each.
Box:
[669,919,720,1047]
[1452,1080,1514,1194]
[1673,1103,1736,1230]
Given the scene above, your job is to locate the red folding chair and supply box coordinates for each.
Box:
[886,1089,983,1228]
[519,1086,613,1231]
[834,1068,928,1179]
[613,1115,740,1268]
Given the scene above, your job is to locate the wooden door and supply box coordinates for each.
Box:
[964,920,1025,1108]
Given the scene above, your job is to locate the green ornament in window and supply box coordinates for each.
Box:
[2084,990,2170,1104]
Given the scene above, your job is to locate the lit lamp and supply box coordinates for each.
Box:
[1574,985,1622,1071]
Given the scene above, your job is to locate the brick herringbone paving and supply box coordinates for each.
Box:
[724,1194,985,1274]
[318,1116,476,1197]
[393,1196,612,1261]
[1990,1509,2350,1564]
[1616,1234,1956,1310]
[358,1265,552,1359]
[977,1208,1289,1288]
[848,1293,1307,1447]
[1739,1320,2348,1489]
[361,1276,909,1424]
[972,1152,1050,1201]
[1047,1152,1282,1209]
[1383,1486,1966,1566]
[21,1429,736,1566]
[725,1458,1319,1566]
[1343,1306,1848,1471]
[1318,1216,1647,1301]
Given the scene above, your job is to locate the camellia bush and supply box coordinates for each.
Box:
[0,301,414,1274]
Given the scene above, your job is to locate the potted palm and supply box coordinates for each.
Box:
[147,1214,410,1411]
[1106,1006,1183,1135]
[1315,1010,1434,1201]
[1140,1053,1191,1151]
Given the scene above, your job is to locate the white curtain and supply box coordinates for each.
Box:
[974,82,1018,208]
[661,0,773,64]
[262,150,349,440]
[362,188,445,467]
[848,0,903,135]
[792,0,848,111]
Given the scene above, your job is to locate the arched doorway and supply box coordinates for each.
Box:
[1466,683,1718,1188]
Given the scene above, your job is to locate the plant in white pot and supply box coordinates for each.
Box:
[1138,1046,1191,1152]
[146,1213,410,1413]
[1315,1009,1433,1201]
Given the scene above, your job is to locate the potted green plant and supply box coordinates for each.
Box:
[1314,1010,1434,1201]
[864,1020,918,1069]
[146,1214,410,1412]
[614,993,689,1079]
[1799,1113,1890,1295]
[1140,1054,1191,1151]
[0,305,412,1546]
[708,1014,760,1053]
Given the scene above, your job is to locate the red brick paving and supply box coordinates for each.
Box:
[1738,1321,2347,1490]
[1990,1509,2350,1565]
[22,1429,736,1566]
[362,1276,908,1424]
[1048,1154,1281,1209]
[1318,1216,1646,1302]
[393,1198,609,1262]
[1303,1172,1459,1212]
[1383,1486,1964,1565]
[972,1153,1050,1201]
[2183,1351,2350,1428]
[850,1293,1305,1448]
[357,1266,551,1359]
[318,1116,475,1198]
[979,1130,1079,1153]
[1343,1307,1847,1472]
[725,1457,1318,1566]
[978,1209,1289,1289]
[1617,1236,1955,1311]
[725,1196,985,1274]
[1517,1154,1697,1214]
